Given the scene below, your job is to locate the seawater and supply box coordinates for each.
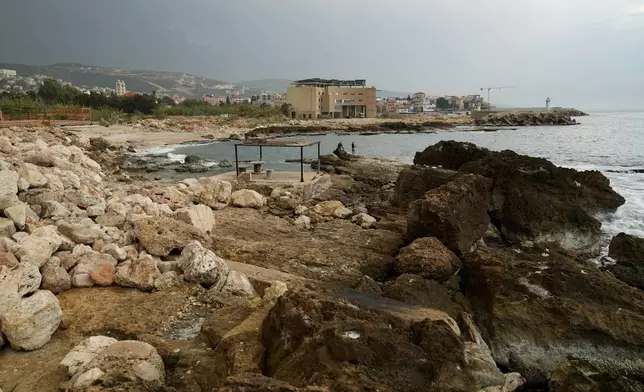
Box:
[165,111,644,238]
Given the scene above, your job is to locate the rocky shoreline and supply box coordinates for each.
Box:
[0,124,641,392]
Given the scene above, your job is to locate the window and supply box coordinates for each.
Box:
[343,92,348,95]
[351,93,355,96]
[358,93,363,95]
[359,99,363,102]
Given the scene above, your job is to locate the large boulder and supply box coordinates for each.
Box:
[607,233,644,290]
[115,255,160,291]
[196,178,232,209]
[134,217,210,257]
[15,229,63,267]
[72,252,118,288]
[0,263,41,304]
[70,340,165,390]
[0,170,20,210]
[231,189,266,209]
[60,335,118,377]
[395,237,462,282]
[462,245,644,383]
[393,165,462,208]
[41,257,71,294]
[416,142,624,255]
[178,241,229,288]
[0,290,62,350]
[262,288,514,392]
[414,140,490,169]
[407,174,492,254]
[312,200,347,217]
[174,204,215,233]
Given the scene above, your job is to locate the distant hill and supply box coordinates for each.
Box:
[377,90,412,99]
[0,62,231,97]
[239,79,293,93]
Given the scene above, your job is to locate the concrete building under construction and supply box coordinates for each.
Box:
[286,78,377,119]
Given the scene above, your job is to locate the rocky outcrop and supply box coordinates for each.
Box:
[134,217,210,257]
[407,174,492,254]
[607,233,644,290]
[411,141,625,255]
[178,241,229,288]
[393,166,462,208]
[395,237,462,282]
[462,245,644,384]
[475,111,579,127]
[262,287,519,392]
[549,360,644,392]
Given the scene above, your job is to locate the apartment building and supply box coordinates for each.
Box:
[0,69,17,79]
[286,78,377,119]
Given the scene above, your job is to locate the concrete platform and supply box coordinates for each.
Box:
[214,170,319,186]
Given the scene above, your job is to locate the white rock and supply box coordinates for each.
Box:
[351,213,377,229]
[0,170,20,210]
[333,206,353,219]
[18,164,48,189]
[86,205,105,217]
[115,256,160,291]
[0,290,62,351]
[154,271,180,291]
[82,340,165,386]
[15,231,62,267]
[0,263,41,305]
[0,136,13,153]
[294,205,309,215]
[12,231,28,243]
[231,189,266,209]
[312,200,346,217]
[62,188,104,209]
[40,257,71,294]
[101,243,127,261]
[41,200,69,219]
[60,335,118,377]
[58,222,102,245]
[4,204,27,229]
[74,367,105,388]
[71,274,94,288]
[106,201,128,216]
[196,179,232,209]
[219,270,257,297]
[0,217,16,236]
[178,241,229,287]
[294,215,312,230]
[44,173,65,192]
[174,204,215,233]
[73,252,118,277]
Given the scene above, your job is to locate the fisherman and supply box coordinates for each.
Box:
[337,142,344,151]
[351,142,356,155]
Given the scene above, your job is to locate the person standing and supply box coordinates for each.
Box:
[351,141,356,155]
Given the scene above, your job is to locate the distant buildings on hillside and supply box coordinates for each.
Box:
[0,69,17,79]
[378,92,484,115]
[115,79,126,96]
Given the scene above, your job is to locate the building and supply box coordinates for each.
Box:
[115,79,126,96]
[286,78,377,119]
[0,69,17,79]
[411,92,426,113]
[202,95,227,105]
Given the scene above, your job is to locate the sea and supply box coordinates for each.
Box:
[144,111,644,240]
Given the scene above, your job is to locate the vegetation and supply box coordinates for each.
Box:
[436,97,450,110]
[0,78,284,122]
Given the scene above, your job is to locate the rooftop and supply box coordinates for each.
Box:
[237,139,319,147]
[293,78,367,87]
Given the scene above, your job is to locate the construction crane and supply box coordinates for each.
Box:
[480,86,516,108]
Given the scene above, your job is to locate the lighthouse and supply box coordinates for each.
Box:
[545,97,551,111]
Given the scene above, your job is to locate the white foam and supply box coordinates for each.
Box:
[167,153,186,163]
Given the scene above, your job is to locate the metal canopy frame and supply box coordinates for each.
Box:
[234,140,321,182]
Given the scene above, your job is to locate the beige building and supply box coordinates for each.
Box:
[115,79,126,96]
[287,79,377,119]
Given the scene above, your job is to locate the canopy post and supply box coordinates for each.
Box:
[300,146,304,182]
[235,144,239,176]
[317,142,320,174]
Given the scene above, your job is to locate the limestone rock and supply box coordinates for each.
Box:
[178,241,228,287]
[0,290,62,351]
[62,188,104,209]
[101,243,127,261]
[393,165,462,208]
[0,136,13,153]
[607,233,644,290]
[60,335,118,377]
[76,340,165,389]
[231,189,266,209]
[86,205,105,217]
[90,264,116,286]
[0,251,18,268]
[95,211,126,228]
[74,367,105,388]
[174,204,215,233]
[71,274,94,288]
[154,271,180,291]
[196,178,232,209]
[395,237,462,282]
[115,255,160,291]
[41,257,71,294]
[17,164,49,189]
[58,222,102,245]
[312,200,346,217]
[134,217,210,257]
[15,230,62,267]
[294,205,308,215]
[4,204,28,229]
[0,170,20,210]
[351,212,377,228]
[0,217,16,236]
[333,206,353,219]
[41,200,69,219]
[294,215,311,230]
[0,263,41,301]
[219,270,257,297]
[407,174,492,255]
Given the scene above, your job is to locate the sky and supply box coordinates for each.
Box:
[2,0,644,110]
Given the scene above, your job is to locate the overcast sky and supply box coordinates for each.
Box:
[2,0,644,109]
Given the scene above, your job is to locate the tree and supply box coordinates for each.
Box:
[436,97,450,110]
[225,96,231,105]
[280,103,292,116]
[406,94,411,101]
[159,96,176,106]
